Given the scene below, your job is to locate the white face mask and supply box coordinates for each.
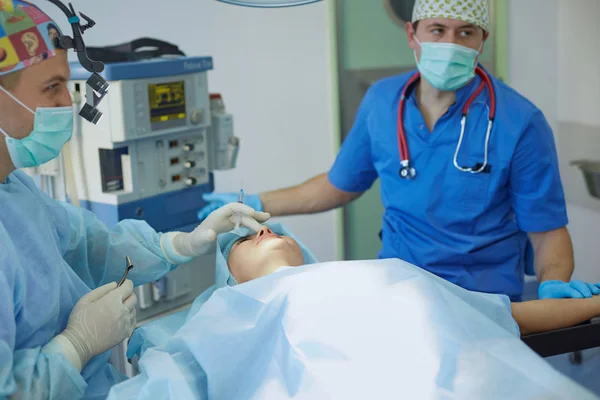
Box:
[0,85,73,169]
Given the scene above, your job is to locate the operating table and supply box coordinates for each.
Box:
[522,317,600,359]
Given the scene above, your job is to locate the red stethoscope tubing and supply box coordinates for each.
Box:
[397,66,496,168]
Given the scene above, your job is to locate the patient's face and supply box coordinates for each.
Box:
[228,226,305,283]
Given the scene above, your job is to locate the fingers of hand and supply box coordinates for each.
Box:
[254,211,271,222]
[113,279,134,300]
[560,287,584,299]
[240,216,264,232]
[540,284,581,299]
[198,202,221,221]
[224,202,262,216]
[123,292,138,311]
[81,282,118,302]
[203,229,217,242]
[571,281,593,298]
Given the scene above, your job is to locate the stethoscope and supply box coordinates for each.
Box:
[397,66,496,179]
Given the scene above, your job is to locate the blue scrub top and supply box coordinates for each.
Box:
[328,66,568,301]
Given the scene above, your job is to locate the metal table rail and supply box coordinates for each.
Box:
[522,318,600,358]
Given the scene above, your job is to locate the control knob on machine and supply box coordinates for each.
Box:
[185,177,197,186]
[190,109,204,125]
[183,144,195,152]
[184,160,196,168]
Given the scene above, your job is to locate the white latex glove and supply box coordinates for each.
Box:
[160,202,271,263]
[42,281,137,372]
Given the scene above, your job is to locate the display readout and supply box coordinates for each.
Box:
[148,81,187,123]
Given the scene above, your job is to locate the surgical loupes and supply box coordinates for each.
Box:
[46,0,109,124]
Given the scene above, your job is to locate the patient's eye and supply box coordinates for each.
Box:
[237,236,251,244]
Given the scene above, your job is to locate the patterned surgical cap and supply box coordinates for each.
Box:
[412,0,489,31]
[0,0,63,76]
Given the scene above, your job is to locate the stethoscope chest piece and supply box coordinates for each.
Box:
[399,165,416,179]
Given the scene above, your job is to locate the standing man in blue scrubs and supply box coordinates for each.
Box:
[0,2,270,399]
[200,0,599,302]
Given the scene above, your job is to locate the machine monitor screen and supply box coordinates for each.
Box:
[148,81,187,124]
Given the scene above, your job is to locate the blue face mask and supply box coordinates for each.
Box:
[414,36,481,91]
[0,85,73,169]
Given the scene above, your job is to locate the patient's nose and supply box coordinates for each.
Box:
[256,227,273,238]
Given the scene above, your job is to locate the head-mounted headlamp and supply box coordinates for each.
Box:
[46,0,108,124]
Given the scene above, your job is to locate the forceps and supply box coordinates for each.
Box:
[118,256,134,287]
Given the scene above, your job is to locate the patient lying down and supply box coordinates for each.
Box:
[229,226,600,336]
[110,222,600,399]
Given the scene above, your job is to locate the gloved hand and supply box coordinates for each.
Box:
[538,280,600,299]
[42,281,137,371]
[198,192,263,221]
[162,202,270,264]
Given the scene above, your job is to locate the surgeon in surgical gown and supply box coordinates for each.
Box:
[110,222,600,400]
[0,2,269,399]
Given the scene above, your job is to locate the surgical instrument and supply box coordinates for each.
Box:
[234,186,244,229]
[118,256,134,287]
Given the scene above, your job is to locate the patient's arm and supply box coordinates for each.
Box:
[512,296,600,336]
